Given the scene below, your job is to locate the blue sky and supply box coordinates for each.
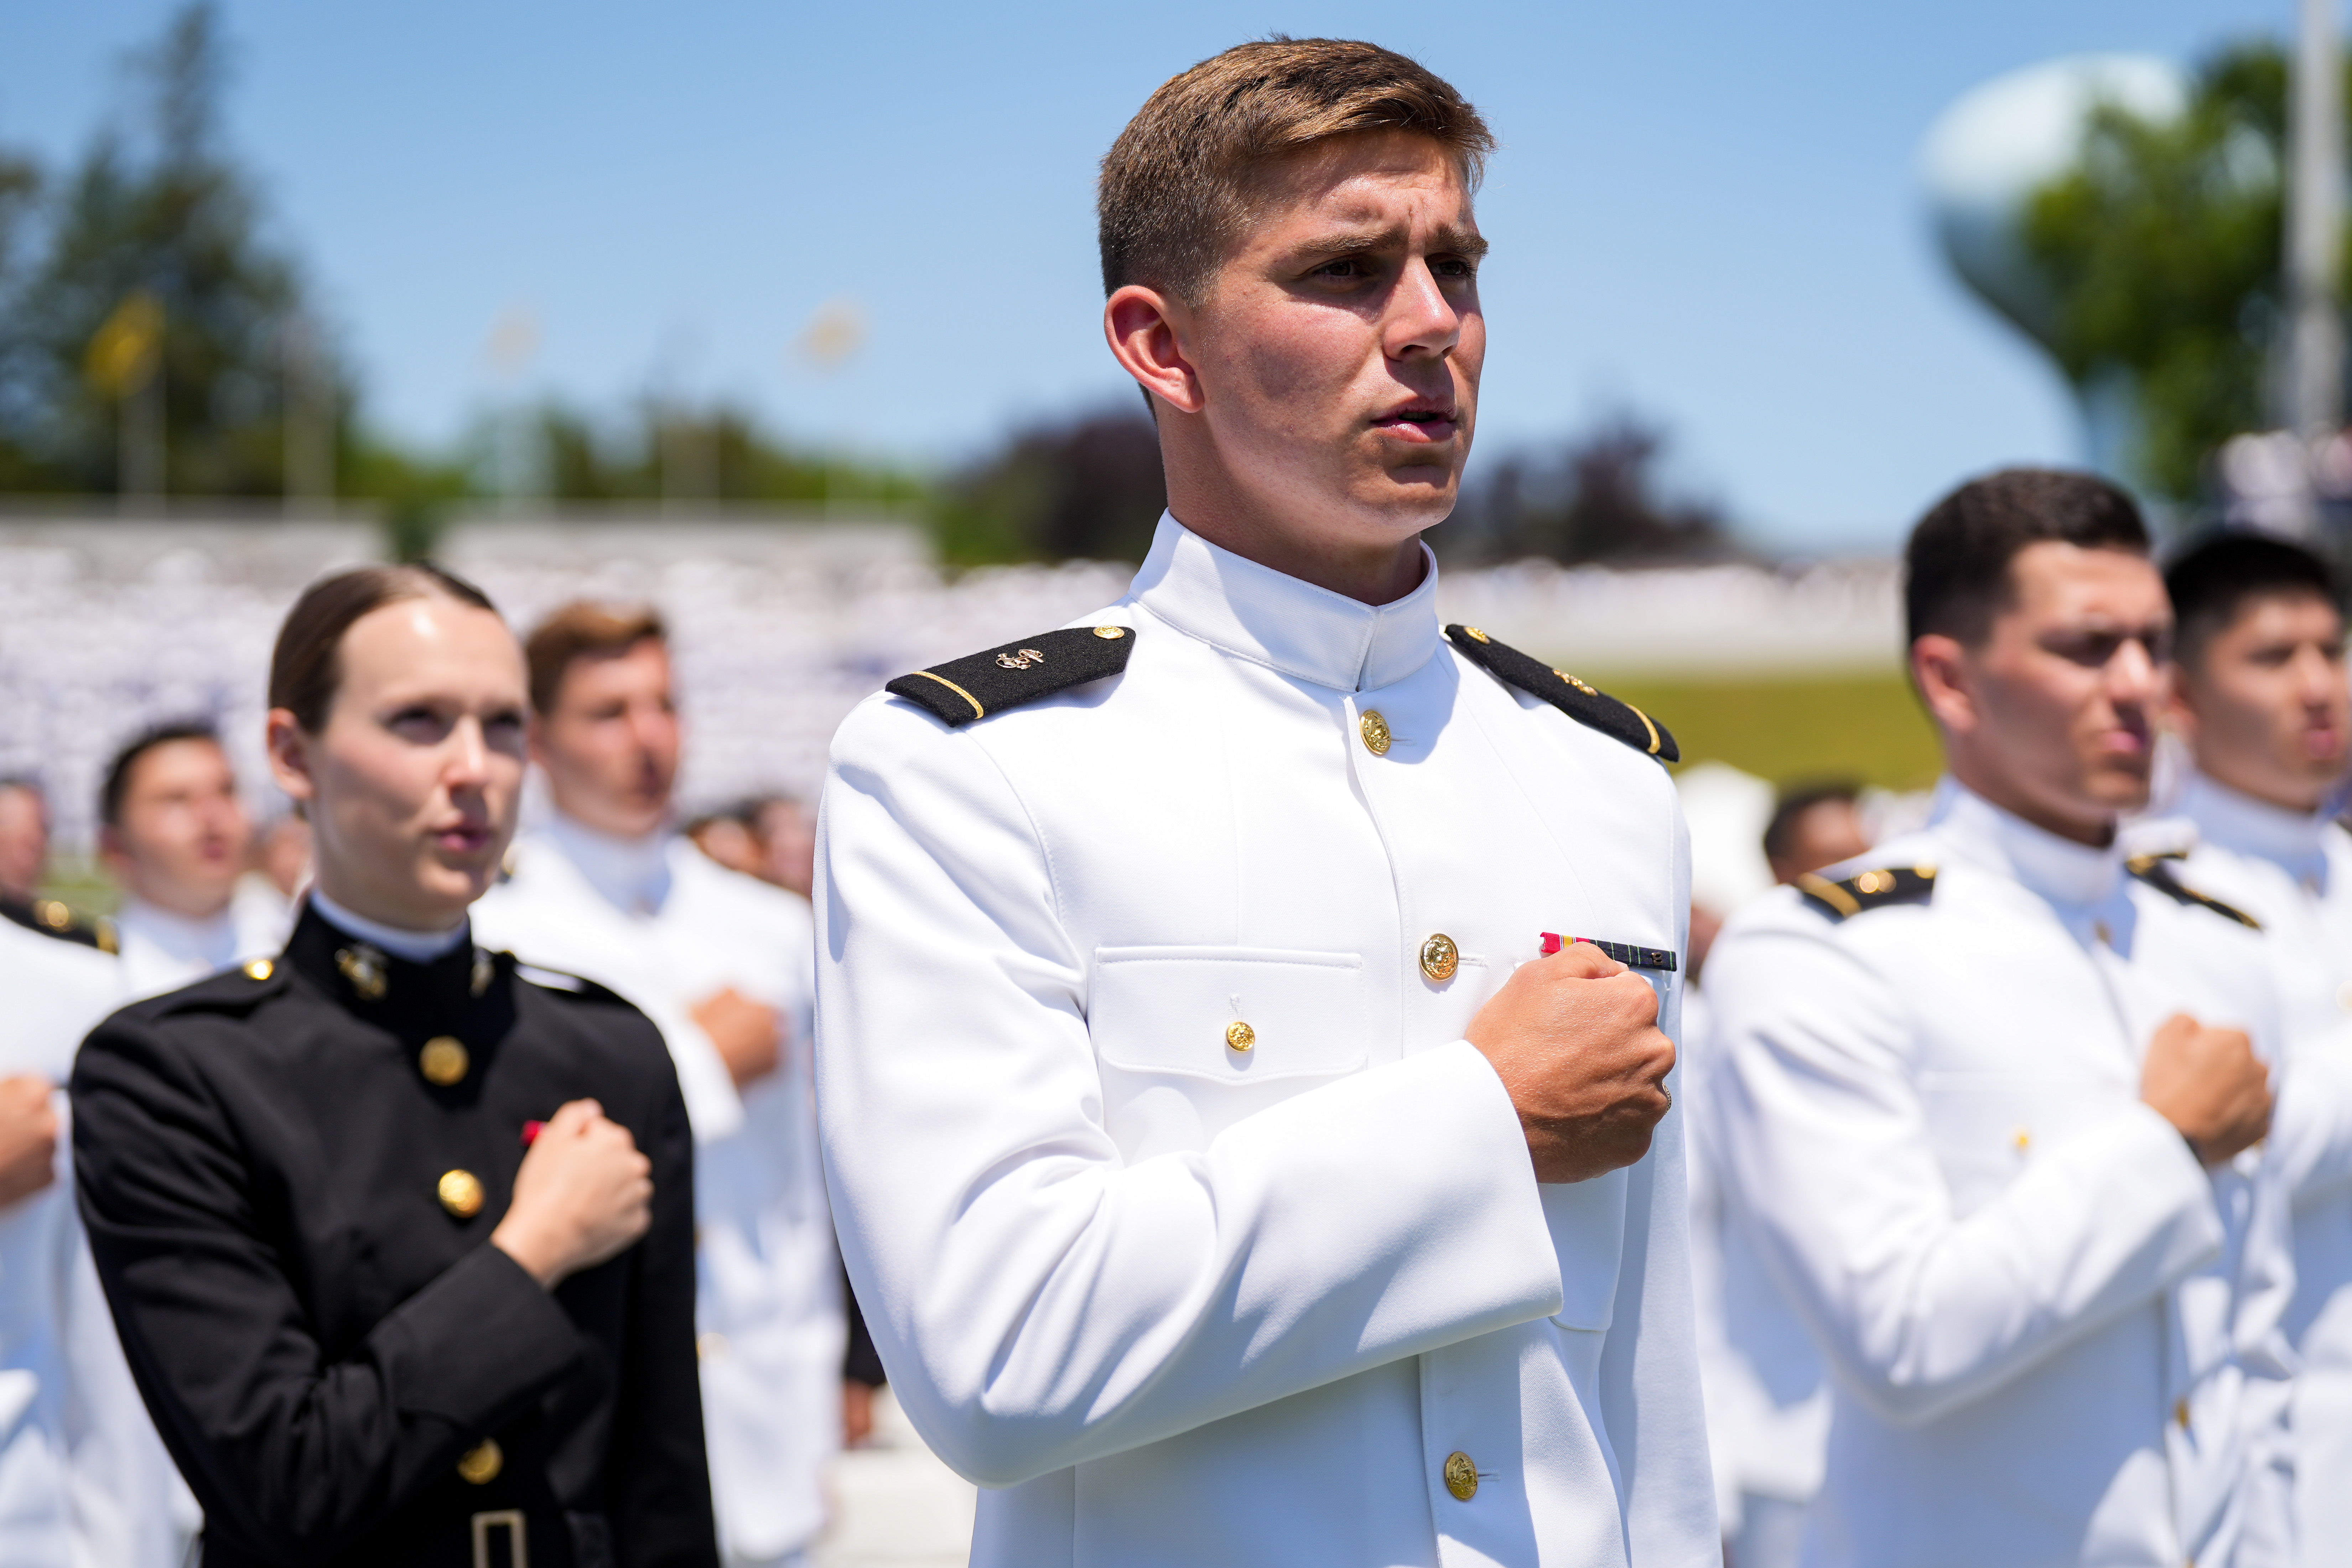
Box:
[0,0,2293,552]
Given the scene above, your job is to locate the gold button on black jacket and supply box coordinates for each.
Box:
[71,904,718,1568]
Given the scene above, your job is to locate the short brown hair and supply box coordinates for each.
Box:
[1904,469,2149,648]
[1098,38,1494,303]
[525,601,667,716]
[270,563,498,733]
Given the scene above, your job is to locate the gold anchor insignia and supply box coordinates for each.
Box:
[471,950,494,997]
[995,646,1048,670]
[335,944,389,1002]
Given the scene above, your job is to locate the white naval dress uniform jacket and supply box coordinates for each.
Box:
[0,918,185,1568]
[815,516,1717,1568]
[1705,780,2296,1568]
[2161,770,2352,1566]
[470,820,844,1563]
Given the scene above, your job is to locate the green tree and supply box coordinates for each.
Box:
[0,2,339,497]
[2019,44,2328,500]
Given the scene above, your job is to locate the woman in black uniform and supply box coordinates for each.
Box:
[72,565,717,1568]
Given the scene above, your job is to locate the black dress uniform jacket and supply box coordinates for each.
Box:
[71,904,719,1568]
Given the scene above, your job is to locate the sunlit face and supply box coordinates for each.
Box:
[532,638,681,840]
[103,737,251,919]
[267,596,529,928]
[1919,542,2171,841]
[2174,590,2350,812]
[1111,131,1485,594]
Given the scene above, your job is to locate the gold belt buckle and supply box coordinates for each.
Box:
[471,1509,528,1568]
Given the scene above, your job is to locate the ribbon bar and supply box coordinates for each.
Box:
[1538,932,1678,972]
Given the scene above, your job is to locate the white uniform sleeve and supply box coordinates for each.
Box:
[815,703,1563,1488]
[1706,917,2226,1428]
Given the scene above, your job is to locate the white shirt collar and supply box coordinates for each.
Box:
[1929,776,2125,909]
[114,896,239,970]
[544,811,675,916]
[1126,512,1443,694]
[2179,768,2333,885]
[308,887,470,963]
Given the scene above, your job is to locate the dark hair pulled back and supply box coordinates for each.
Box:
[269,563,498,732]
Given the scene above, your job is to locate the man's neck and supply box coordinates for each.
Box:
[1164,466,1427,606]
[1946,757,2117,848]
[2194,756,2327,817]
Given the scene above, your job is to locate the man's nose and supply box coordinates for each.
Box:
[2110,637,2161,699]
[1386,259,1461,359]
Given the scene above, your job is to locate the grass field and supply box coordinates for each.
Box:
[1596,668,1943,792]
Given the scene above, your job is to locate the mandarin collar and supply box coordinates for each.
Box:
[2179,769,2332,886]
[1126,512,1443,694]
[285,900,490,1016]
[1929,776,2126,909]
[542,812,675,917]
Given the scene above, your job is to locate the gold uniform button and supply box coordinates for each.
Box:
[2093,920,2113,947]
[1463,626,1491,644]
[1225,1021,1256,1052]
[242,958,274,981]
[2012,1127,2032,1152]
[2175,1397,2191,1430]
[1419,934,1460,983]
[1092,625,1127,639]
[419,1036,470,1086]
[438,1169,485,1220]
[1359,710,1392,756]
[1443,1450,1479,1501]
[457,1437,503,1484]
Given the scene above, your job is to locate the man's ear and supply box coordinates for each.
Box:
[1104,284,1204,415]
[264,710,318,805]
[1910,634,1979,737]
[2161,659,2203,748]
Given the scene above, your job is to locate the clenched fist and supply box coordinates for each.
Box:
[491,1099,653,1288]
[2140,1013,2272,1166]
[1467,943,1677,1184]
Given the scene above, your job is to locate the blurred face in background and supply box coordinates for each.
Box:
[1766,798,1873,886]
[2171,590,2351,813]
[255,815,313,899]
[266,595,529,929]
[101,737,251,919]
[754,797,816,900]
[533,638,681,841]
[1915,542,2171,845]
[0,784,45,903]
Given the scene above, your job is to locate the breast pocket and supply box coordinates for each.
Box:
[1090,946,1367,1084]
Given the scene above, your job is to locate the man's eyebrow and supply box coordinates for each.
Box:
[1291,223,1490,261]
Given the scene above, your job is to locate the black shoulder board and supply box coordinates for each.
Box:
[1796,865,1936,922]
[886,624,1135,728]
[2127,853,2261,929]
[1444,624,1678,762]
[2,895,110,950]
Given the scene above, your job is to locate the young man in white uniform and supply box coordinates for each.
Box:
[816,39,1713,1568]
[99,723,289,998]
[468,603,844,1568]
[1706,471,2294,1568]
[0,914,185,1567]
[2158,531,2352,1565]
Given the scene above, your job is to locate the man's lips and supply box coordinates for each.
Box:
[1372,403,1457,441]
